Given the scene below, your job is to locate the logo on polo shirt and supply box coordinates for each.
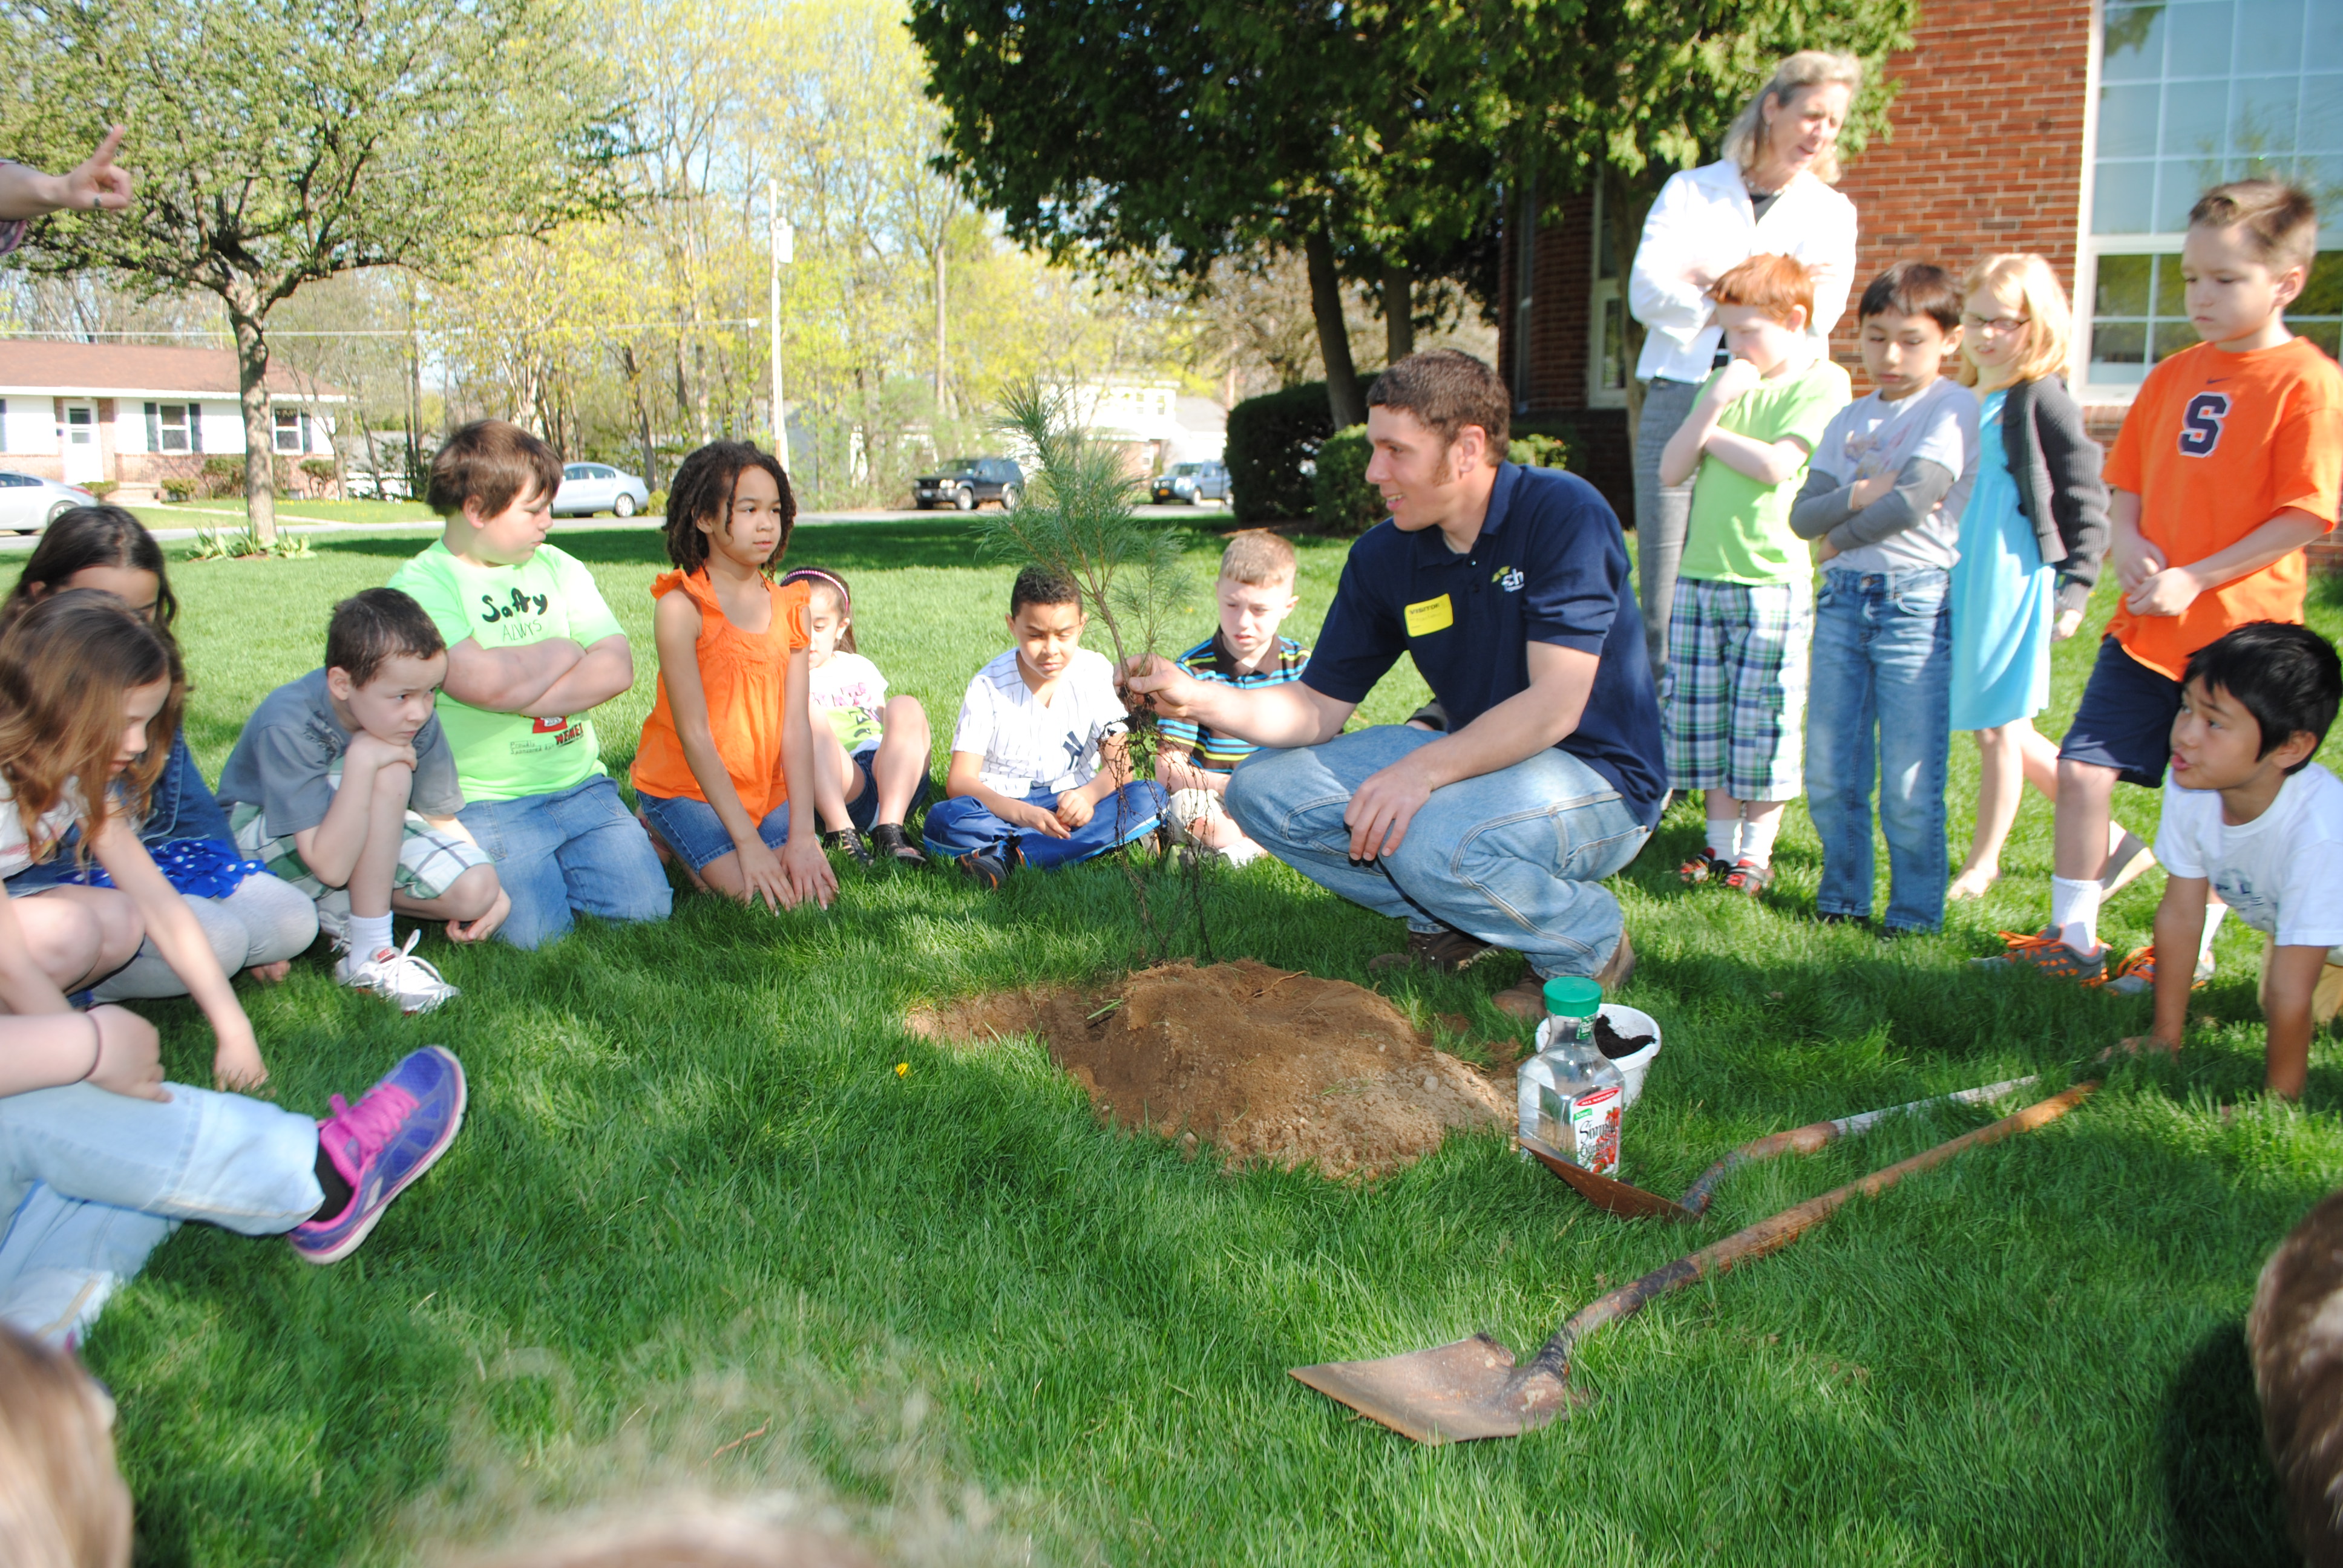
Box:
[1492,565,1524,593]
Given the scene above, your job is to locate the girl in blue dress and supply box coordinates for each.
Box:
[1947,255,2123,900]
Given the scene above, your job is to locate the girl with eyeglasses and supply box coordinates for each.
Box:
[1945,255,2129,903]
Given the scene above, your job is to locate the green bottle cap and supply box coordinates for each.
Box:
[1542,977,1603,1014]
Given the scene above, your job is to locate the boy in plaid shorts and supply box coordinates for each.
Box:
[1657,253,1850,895]
[215,589,508,1013]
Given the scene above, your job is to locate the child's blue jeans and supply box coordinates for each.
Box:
[922,781,1168,870]
[457,775,673,949]
[0,1080,322,1347]
[1806,568,1953,933]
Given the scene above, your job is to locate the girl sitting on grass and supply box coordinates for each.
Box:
[0,591,267,1088]
[631,442,836,913]
[1943,255,2143,904]
[780,567,933,869]
[2,506,316,994]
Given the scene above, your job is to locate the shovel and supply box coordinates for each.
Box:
[1522,1075,2041,1221]
[1290,1080,2094,1444]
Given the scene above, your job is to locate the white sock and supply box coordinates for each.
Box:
[1738,815,1780,868]
[347,912,393,959]
[2198,902,2227,967]
[1705,818,1742,863]
[2049,877,2100,955]
[1221,839,1264,869]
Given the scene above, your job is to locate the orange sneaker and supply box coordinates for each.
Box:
[1970,927,2108,985]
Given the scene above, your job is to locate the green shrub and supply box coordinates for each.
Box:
[1508,431,1571,470]
[81,480,117,500]
[1310,425,1384,535]
[199,456,244,498]
[160,479,196,503]
[1226,381,1334,524]
[646,488,668,517]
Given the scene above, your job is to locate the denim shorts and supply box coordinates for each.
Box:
[842,744,936,833]
[636,791,791,872]
[2058,636,2184,788]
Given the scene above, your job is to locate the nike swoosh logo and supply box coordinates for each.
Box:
[2206,377,2231,384]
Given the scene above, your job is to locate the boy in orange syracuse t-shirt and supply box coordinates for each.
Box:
[1986,180,2343,985]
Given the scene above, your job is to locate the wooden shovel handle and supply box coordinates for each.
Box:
[1523,1082,2097,1379]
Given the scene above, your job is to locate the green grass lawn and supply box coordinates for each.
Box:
[32,517,2343,1565]
[134,499,444,529]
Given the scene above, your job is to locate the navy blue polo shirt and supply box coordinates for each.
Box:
[1302,463,1666,829]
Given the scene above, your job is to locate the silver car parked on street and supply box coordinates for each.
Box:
[551,462,651,518]
[0,471,97,534]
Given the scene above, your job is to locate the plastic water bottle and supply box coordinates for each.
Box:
[1515,976,1626,1176]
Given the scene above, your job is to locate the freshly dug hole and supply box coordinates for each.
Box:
[906,959,1509,1178]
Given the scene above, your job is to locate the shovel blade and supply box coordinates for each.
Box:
[1289,1334,1579,1444]
[1521,1135,1696,1221]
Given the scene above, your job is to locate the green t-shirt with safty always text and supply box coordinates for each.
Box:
[1678,356,1851,587]
[387,541,626,803]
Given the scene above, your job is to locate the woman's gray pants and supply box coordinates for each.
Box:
[1631,377,1703,677]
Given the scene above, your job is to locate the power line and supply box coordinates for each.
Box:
[0,321,768,340]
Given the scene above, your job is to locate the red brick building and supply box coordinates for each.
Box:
[1499,0,2343,521]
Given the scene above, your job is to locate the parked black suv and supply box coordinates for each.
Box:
[913,456,1024,511]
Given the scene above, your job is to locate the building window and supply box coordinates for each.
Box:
[2085,0,2343,393]
[273,407,304,453]
[1587,182,1628,409]
[156,403,192,452]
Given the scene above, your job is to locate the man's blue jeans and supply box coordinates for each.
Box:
[1225,726,1648,979]
[1806,569,1952,933]
[0,1080,322,1346]
[922,780,1169,870]
[457,775,673,949]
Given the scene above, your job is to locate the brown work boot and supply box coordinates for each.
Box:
[1367,925,1495,975]
[1491,930,1636,1023]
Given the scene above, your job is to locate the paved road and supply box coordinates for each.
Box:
[0,501,1236,554]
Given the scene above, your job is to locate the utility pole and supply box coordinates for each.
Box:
[768,178,792,468]
[934,240,947,413]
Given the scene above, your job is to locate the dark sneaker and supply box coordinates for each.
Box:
[2103,944,2214,996]
[822,828,874,869]
[1679,846,1729,886]
[868,822,927,867]
[957,850,1011,890]
[1368,926,1496,974]
[1720,858,1772,898]
[289,1046,466,1266]
[1494,930,1636,1022]
[1593,927,1636,992]
[1971,928,2108,985]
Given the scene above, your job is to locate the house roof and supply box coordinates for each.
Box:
[0,342,350,402]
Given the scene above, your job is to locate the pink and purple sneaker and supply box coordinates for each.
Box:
[289,1045,467,1265]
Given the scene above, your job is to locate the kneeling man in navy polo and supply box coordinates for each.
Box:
[1128,350,1665,1018]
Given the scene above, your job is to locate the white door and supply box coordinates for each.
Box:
[59,403,100,484]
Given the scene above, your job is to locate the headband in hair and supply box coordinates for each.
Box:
[781,567,849,615]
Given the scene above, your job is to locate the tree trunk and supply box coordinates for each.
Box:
[1381,258,1414,365]
[228,304,278,545]
[933,243,948,414]
[1305,219,1363,428]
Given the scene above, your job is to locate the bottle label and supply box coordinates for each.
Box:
[1570,1086,1622,1177]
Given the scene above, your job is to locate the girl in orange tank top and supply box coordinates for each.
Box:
[631,442,836,913]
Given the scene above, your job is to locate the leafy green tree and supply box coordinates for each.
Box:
[0,0,630,539]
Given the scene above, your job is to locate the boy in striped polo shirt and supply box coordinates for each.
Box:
[1158,531,1311,867]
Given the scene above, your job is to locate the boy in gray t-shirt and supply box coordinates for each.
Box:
[215,589,506,1011]
[1786,263,1979,934]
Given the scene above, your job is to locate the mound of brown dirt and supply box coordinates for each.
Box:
[906,960,1510,1178]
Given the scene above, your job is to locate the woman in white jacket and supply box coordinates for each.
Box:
[1628,51,1862,674]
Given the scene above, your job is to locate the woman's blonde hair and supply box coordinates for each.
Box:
[0,591,173,859]
[0,1325,133,1568]
[1722,50,1864,184]
[1957,253,2076,387]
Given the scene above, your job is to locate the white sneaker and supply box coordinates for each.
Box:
[335,930,459,1014]
[314,902,350,950]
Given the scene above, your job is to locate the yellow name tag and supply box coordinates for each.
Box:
[1404,594,1454,637]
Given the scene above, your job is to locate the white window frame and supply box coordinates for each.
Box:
[272,406,304,454]
[157,403,192,453]
[1587,181,1628,410]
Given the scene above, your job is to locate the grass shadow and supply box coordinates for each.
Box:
[2159,1318,2292,1566]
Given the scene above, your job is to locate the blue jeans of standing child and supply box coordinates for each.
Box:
[457,775,673,949]
[0,1080,323,1346]
[922,780,1168,870]
[1226,725,1649,979]
[1806,568,1953,933]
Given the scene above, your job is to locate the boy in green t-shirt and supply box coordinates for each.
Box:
[386,421,672,948]
[1656,253,1852,896]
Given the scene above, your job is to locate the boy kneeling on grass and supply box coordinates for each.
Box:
[2119,621,2343,1098]
[922,566,1169,887]
[1155,529,1311,868]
